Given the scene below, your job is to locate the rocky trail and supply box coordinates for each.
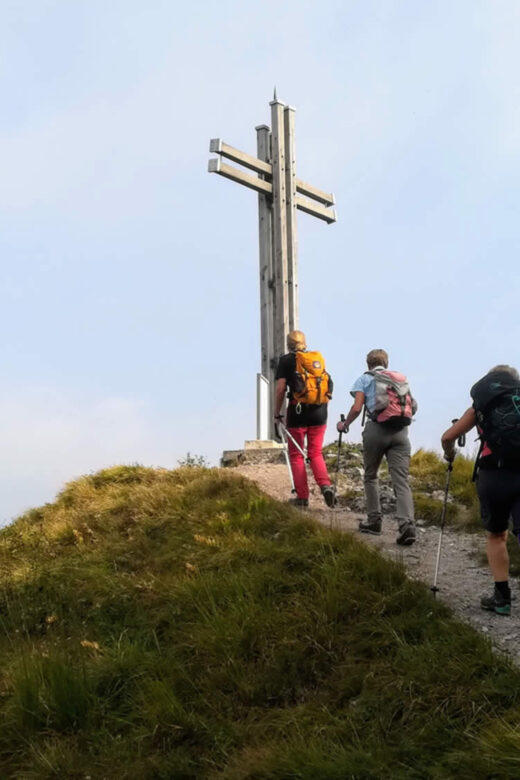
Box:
[235,461,520,666]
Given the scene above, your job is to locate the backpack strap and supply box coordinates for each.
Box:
[363,369,383,423]
[472,437,484,482]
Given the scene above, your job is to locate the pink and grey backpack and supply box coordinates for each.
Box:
[367,369,418,427]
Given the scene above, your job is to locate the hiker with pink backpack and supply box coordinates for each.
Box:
[336,349,418,545]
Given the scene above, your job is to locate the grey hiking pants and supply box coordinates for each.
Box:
[362,420,414,527]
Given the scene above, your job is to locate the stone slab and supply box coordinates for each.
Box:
[244,439,284,450]
[221,447,286,468]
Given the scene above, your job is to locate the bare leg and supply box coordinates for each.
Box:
[486,530,509,581]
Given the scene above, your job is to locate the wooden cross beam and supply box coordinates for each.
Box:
[208,142,336,222]
[208,96,337,442]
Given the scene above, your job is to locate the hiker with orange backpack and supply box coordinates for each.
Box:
[336,349,418,545]
[274,330,335,508]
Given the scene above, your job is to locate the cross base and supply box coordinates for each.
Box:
[244,440,284,450]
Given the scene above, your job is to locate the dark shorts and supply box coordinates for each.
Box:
[477,468,520,534]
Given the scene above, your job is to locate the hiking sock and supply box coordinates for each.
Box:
[495,581,511,601]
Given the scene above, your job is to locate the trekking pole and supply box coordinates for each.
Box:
[332,414,346,503]
[277,421,310,464]
[431,419,466,597]
[431,461,453,598]
[276,422,296,494]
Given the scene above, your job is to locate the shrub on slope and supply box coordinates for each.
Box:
[1,466,520,778]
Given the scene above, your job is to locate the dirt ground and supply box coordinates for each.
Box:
[236,462,520,667]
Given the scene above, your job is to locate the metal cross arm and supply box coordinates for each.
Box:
[208,138,337,224]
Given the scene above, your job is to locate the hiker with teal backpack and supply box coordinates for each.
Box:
[441,364,520,616]
[274,330,335,508]
[336,349,418,545]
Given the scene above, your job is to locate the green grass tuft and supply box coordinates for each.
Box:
[412,493,458,524]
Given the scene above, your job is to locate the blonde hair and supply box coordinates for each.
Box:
[488,365,520,380]
[287,330,307,352]
[366,349,389,369]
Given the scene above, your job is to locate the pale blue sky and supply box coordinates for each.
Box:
[1,0,519,522]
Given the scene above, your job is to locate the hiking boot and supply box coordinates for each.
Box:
[396,522,416,546]
[358,517,382,535]
[481,588,511,616]
[321,485,336,508]
[289,497,308,508]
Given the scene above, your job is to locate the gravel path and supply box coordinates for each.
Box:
[236,463,520,666]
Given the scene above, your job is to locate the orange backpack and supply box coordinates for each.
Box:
[292,350,332,405]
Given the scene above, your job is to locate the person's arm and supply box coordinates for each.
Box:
[274,378,287,420]
[337,391,365,432]
[441,407,476,461]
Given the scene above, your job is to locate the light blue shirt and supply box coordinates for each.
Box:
[350,365,386,414]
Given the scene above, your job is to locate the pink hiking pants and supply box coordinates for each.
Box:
[287,424,331,499]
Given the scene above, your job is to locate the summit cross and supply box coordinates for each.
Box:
[208,92,337,442]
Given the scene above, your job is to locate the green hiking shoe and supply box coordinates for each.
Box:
[481,588,511,616]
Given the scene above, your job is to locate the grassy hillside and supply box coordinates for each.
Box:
[2,465,520,778]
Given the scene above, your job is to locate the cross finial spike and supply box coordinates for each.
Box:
[273,86,277,101]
